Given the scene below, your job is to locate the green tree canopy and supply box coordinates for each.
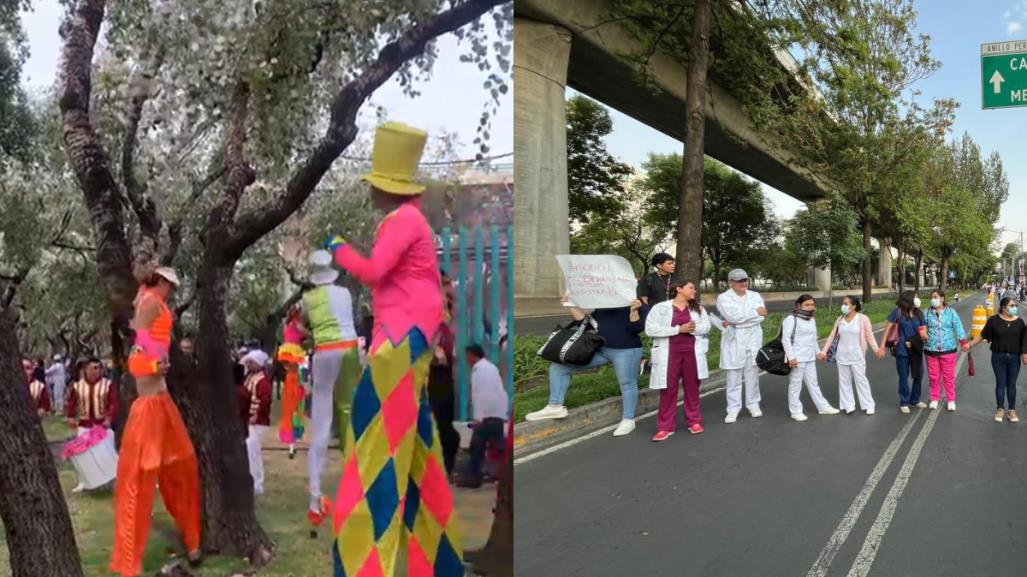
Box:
[566,94,633,224]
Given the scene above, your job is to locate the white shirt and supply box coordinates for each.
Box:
[835,316,864,365]
[781,315,819,362]
[471,358,508,422]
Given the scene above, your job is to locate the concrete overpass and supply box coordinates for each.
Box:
[514,0,896,314]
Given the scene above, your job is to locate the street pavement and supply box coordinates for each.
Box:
[515,291,1027,576]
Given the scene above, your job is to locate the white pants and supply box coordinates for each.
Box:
[246,424,268,494]
[308,350,342,508]
[788,361,831,415]
[838,359,875,411]
[53,381,65,412]
[725,356,761,415]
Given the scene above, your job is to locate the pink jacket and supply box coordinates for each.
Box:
[334,201,443,350]
[820,313,880,357]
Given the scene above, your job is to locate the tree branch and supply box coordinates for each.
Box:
[224,0,507,261]
[120,47,165,242]
[162,165,227,265]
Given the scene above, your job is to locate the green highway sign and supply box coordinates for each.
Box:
[982,40,1027,109]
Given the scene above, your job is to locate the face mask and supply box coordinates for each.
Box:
[1009,307,1019,317]
[913,297,922,308]
[931,298,942,308]
[840,304,850,315]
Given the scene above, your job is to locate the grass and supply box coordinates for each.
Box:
[514,296,903,422]
[1,404,496,576]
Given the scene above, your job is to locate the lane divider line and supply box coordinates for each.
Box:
[805,411,923,577]
[842,352,966,577]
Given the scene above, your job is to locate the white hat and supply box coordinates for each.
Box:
[239,350,269,368]
[308,250,339,286]
[154,266,181,287]
[53,354,62,361]
[728,269,749,282]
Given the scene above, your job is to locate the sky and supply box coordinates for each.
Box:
[17,0,512,163]
[581,0,1027,251]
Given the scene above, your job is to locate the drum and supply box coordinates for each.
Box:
[61,426,117,490]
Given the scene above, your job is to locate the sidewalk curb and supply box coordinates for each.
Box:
[514,318,894,460]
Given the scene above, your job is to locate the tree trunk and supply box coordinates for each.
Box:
[170,257,272,562]
[0,305,86,577]
[466,419,513,576]
[896,239,906,295]
[940,255,949,292]
[861,218,873,303]
[675,0,710,292]
[914,249,923,294]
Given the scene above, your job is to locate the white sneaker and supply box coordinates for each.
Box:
[749,407,763,418]
[72,483,85,494]
[524,405,569,421]
[612,419,636,437]
[865,408,875,415]
[947,401,956,412]
[818,407,840,415]
[899,406,911,414]
[929,401,939,410]
[791,413,808,422]
[724,412,738,424]
[845,408,856,415]
[916,402,928,409]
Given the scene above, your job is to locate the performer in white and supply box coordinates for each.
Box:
[716,269,767,423]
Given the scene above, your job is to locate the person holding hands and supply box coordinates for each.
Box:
[967,297,1027,422]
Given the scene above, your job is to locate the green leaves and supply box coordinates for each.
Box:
[566,94,634,224]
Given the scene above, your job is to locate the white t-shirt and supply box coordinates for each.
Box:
[835,316,864,365]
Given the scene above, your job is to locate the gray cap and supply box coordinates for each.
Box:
[728,269,748,281]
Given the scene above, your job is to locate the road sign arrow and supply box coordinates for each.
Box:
[991,69,1005,93]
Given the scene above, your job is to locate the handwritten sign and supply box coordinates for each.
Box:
[555,255,637,309]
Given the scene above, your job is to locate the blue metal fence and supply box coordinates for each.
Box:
[437,225,513,421]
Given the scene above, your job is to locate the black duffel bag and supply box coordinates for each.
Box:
[756,317,797,376]
[537,316,605,366]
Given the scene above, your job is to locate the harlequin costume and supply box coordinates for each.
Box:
[326,122,463,577]
[111,267,201,577]
[277,312,308,449]
[303,250,362,528]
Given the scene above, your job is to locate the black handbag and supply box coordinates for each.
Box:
[756,316,798,376]
[537,316,605,366]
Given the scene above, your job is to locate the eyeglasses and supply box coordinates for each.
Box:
[733,279,749,284]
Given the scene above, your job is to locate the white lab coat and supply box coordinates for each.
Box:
[645,301,712,389]
[716,289,766,370]
[781,315,819,363]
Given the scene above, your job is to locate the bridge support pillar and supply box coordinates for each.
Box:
[513,18,572,314]
[878,239,892,289]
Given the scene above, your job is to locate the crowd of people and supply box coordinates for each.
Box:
[19,122,509,577]
[526,252,1027,442]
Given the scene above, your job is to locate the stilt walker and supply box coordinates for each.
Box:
[110,267,201,577]
[302,251,362,534]
[326,122,463,577]
[277,305,309,458]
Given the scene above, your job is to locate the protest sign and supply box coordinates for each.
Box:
[555,255,637,309]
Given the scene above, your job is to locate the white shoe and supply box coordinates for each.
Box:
[612,419,636,437]
[818,407,840,415]
[947,401,956,412]
[72,483,85,494]
[916,402,928,409]
[524,405,569,421]
[899,406,911,414]
[791,413,808,422]
[865,408,875,415]
[845,408,856,415]
[749,407,763,418]
[724,412,738,424]
[929,401,939,410]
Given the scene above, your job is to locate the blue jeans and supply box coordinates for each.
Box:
[548,346,644,419]
[896,352,923,406]
[991,352,1021,410]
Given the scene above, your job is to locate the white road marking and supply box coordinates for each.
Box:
[843,352,965,577]
[805,411,922,577]
[514,386,726,465]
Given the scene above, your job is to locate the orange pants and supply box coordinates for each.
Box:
[110,392,201,577]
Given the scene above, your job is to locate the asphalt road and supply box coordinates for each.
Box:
[515,291,1027,576]
[517,292,895,335]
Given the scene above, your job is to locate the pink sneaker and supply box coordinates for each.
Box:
[651,430,674,442]
[688,423,704,435]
